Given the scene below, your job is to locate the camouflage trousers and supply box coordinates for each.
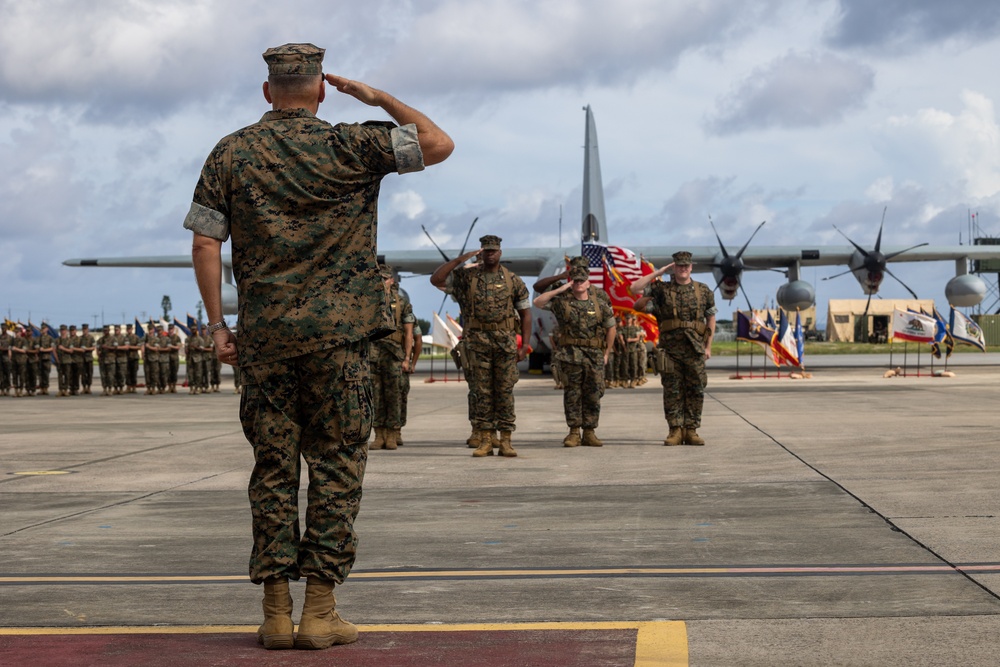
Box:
[604,351,616,382]
[59,362,77,393]
[158,359,169,390]
[115,358,127,389]
[627,345,643,381]
[168,355,179,385]
[463,330,519,432]
[618,347,631,381]
[560,348,605,429]
[371,347,405,429]
[400,371,410,425]
[145,358,161,390]
[127,358,139,387]
[660,348,708,429]
[12,360,28,390]
[0,357,9,390]
[187,358,202,388]
[37,358,51,390]
[78,358,92,390]
[99,360,114,391]
[239,341,372,585]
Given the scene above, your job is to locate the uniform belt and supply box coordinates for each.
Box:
[558,335,603,348]
[465,317,517,332]
[659,319,707,335]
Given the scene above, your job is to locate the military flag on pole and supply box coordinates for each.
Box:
[431,312,459,350]
[949,307,986,351]
[891,308,935,343]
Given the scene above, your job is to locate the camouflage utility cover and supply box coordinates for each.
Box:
[184,108,424,365]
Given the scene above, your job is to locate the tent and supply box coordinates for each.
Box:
[825,299,935,342]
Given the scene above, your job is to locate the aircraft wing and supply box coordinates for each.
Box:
[633,245,1000,271]
[63,255,208,268]
[64,248,558,277]
[381,247,559,276]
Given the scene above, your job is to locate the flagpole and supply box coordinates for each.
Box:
[904,342,909,377]
[735,338,741,379]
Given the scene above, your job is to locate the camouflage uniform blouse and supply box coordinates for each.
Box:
[644,280,717,355]
[373,285,416,362]
[183,108,424,366]
[449,266,531,331]
[541,291,615,365]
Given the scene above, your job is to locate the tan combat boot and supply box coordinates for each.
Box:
[294,577,358,649]
[684,428,705,446]
[169,384,176,393]
[563,427,582,447]
[395,429,404,447]
[466,429,479,448]
[498,431,517,457]
[371,427,386,450]
[582,428,603,447]
[257,577,294,650]
[384,428,398,450]
[664,426,683,446]
[472,431,495,457]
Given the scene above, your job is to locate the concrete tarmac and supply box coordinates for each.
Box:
[1,361,998,666]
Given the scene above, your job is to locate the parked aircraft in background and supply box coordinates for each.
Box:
[66,106,999,354]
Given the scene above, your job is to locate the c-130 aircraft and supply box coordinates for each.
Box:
[66,106,999,354]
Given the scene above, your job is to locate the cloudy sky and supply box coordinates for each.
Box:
[3,0,1000,328]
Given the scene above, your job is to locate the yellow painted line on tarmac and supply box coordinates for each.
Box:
[10,471,72,476]
[0,621,688,666]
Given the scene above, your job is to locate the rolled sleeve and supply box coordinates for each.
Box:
[183,202,230,242]
[391,124,425,174]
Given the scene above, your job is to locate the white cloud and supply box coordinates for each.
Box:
[390,190,427,220]
[705,51,874,134]
[883,90,1000,200]
[369,0,777,97]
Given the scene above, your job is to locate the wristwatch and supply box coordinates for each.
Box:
[207,320,228,333]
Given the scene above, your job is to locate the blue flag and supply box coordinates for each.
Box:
[795,312,805,366]
[173,317,191,336]
[134,317,145,338]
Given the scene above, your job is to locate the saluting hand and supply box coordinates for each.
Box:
[325,74,381,106]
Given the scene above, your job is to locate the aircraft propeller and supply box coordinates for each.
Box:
[822,208,928,323]
[708,218,767,310]
[421,217,481,314]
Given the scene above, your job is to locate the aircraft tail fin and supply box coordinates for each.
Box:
[581,105,608,245]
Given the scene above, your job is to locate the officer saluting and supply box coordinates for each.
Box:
[630,251,716,446]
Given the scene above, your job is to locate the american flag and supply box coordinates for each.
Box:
[581,243,643,290]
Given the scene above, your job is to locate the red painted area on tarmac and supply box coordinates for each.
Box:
[0,629,638,667]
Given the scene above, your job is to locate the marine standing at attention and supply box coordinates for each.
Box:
[370,263,414,451]
[0,323,11,396]
[630,251,716,446]
[532,262,617,447]
[186,43,452,651]
[430,235,532,458]
[79,324,96,394]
